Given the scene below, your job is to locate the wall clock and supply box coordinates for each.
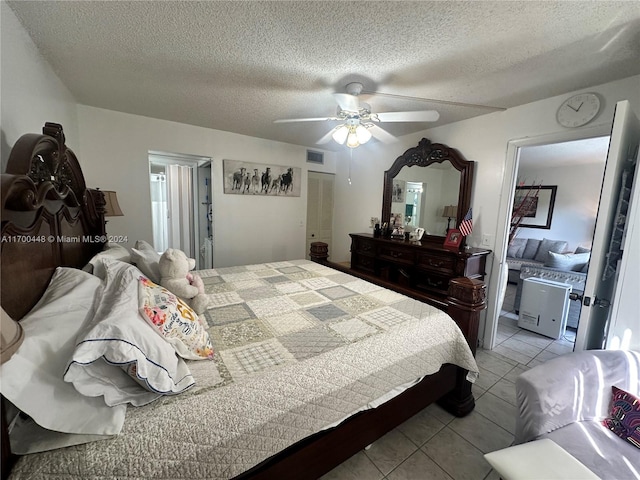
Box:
[556,93,601,128]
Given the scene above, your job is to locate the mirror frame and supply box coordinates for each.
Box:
[382,138,475,246]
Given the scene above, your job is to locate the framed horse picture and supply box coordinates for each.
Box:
[223,160,301,196]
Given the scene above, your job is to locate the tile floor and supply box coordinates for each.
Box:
[321,284,576,479]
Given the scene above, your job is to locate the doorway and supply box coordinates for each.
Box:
[484,124,613,351]
[306,171,335,259]
[148,151,212,269]
[498,137,609,349]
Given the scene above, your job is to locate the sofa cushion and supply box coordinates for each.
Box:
[543,421,640,480]
[534,238,568,263]
[545,251,591,271]
[507,238,527,258]
[522,239,541,259]
[602,386,640,449]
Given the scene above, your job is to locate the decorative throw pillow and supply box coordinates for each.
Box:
[139,277,214,360]
[575,246,591,254]
[544,251,591,271]
[602,386,640,449]
[507,238,527,259]
[534,238,569,263]
[522,239,542,260]
[130,240,161,283]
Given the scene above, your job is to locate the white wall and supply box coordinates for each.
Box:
[77,105,336,267]
[516,162,606,252]
[0,3,78,169]
[332,74,640,347]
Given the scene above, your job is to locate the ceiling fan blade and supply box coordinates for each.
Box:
[316,128,338,145]
[368,125,397,144]
[333,93,360,112]
[274,117,338,123]
[374,110,440,122]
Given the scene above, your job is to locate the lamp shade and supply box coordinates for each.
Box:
[442,205,457,218]
[1,307,24,364]
[332,125,349,145]
[355,124,372,144]
[103,191,124,217]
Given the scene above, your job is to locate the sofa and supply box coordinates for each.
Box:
[507,239,591,329]
[506,238,569,284]
[515,350,640,480]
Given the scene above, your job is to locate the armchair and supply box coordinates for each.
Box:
[515,350,640,480]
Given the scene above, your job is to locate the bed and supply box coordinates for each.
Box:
[1,123,483,480]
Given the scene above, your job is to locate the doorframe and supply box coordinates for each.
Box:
[148,151,212,268]
[484,123,612,350]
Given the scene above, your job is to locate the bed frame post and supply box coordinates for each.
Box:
[438,277,487,416]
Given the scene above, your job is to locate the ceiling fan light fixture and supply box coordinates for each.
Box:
[346,130,360,148]
[332,125,349,144]
[355,124,372,144]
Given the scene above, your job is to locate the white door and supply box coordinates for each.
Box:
[306,172,334,259]
[575,101,640,350]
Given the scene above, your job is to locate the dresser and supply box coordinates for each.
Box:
[350,233,490,304]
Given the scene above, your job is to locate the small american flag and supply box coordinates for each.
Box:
[459,208,473,236]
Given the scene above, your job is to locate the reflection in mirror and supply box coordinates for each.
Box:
[391,161,461,236]
[382,138,475,246]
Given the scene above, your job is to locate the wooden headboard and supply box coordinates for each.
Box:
[1,122,106,320]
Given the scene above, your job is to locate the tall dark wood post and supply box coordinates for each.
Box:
[438,277,487,416]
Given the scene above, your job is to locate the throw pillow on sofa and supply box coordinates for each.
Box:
[507,238,527,258]
[534,238,569,263]
[545,251,591,271]
[522,239,541,259]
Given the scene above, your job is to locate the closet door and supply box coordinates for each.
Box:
[306,172,334,259]
[575,101,640,350]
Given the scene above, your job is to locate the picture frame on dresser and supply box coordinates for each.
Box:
[444,228,463,250]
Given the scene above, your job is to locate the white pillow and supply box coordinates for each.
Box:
[87,242,132,278]
[130,240,161,283]
[64,259,195,406]
[0,268,126,438]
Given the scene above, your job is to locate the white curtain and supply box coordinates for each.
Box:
[166,164,194,258]
[150,173,168,253]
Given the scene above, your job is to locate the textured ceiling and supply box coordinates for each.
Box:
[7,1,640,151]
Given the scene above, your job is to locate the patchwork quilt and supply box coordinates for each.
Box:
[10,260,479,480]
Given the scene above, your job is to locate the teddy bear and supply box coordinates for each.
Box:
[158,248,209,314]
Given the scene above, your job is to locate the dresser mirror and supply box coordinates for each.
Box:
[382,138,475,245]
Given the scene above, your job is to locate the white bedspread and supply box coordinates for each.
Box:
[10,260,478,479]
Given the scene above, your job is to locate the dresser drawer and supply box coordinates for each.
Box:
[378,245,414,266]
[416,251,456,275]
[353,237,376,256]
[414,272,450,295]
[352,254,375,273]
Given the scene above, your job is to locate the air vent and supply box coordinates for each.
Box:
[306,150,324,165]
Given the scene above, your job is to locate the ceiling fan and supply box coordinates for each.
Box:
[274,82,440,148]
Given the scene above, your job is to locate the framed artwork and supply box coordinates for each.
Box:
[390,212,404,228]
[392,180,406,203]
[223,159,301,196]
[443,228,463,250]
[513,185,557,229]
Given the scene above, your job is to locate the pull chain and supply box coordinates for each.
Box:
[348,148,353,185]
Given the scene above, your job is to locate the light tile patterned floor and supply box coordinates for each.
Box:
[321,283,576,479]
